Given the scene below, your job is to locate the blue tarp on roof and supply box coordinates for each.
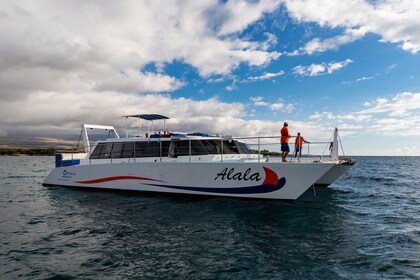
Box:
[122,114,169,120]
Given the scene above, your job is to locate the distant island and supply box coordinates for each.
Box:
[0,137,78,156]
[0,148,57,156]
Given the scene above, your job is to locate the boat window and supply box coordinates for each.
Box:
[181,140,209,156]
[202,140,240,154]
[161,141,170,157]
[168,141,179,158]
[169,140,208,157]
[90,142,135,159]
[201,140,221,154]
[146,142,160,157]
[167,139,242,157]
[111,142,135,158]
[236,141,254,154]
[99,143,113,159]
[121,142,135,158]
[89,139,245,159]
[111,143,124,158]
[89,143,105,159]
[222,140,239,154]
[135,141,169,158]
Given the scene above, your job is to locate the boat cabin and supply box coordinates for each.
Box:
[86,114,254,160]
[88,137,254,159]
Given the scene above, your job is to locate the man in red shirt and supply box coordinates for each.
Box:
[280,122,291,162]
[294,132,310,158]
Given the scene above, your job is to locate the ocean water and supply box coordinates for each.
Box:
[0,156,419,279]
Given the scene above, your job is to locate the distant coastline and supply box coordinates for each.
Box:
[0,148,57,156]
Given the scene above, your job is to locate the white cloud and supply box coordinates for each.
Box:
[293,59,353,76]
[250,96,269,106]
[261,32,279,51]
[284,0,420,54]
[0,0,282,101]
[250,97,295,113]
[357,92,420,116]
[396,146,417,153]
[245,71,285,82]
[0,0,289,138]
[386,64,397,72]
[306,92,420,137]
[217,0,281,35]
[308,112,335,120]
[0,89,315,142]
[343,76,375,84]
[0,91,245,135]
[355,76,374,82]
[94,69,185,93]
[301,29,365,55]
[269,103,295,113]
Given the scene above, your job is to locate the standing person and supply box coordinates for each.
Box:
[280,122,291,162]
[294,132,310,158]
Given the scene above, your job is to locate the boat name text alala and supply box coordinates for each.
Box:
[214,168,262,182]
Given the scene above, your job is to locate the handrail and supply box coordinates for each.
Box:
[56,133,343,166]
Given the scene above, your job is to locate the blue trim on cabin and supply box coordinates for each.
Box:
[55,154,80,167]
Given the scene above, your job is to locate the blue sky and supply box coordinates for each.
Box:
[0,0,419,155]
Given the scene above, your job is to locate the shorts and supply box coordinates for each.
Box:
[281,143,290,152]
[295,147,302,153]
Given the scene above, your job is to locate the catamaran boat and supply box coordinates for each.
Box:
[43,114,354,200]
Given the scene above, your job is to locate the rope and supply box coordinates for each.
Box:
[338,133,346,158]
[321,131,334,158]
[76,129,83,148]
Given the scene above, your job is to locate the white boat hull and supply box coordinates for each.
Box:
[43,162,334,200]
[314,163,353,187]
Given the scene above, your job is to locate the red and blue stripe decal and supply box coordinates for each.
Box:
[75,167,286,194]
[76,176,164,184]
[144,178,285,194]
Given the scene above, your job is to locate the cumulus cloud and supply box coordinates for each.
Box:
[293,59,353,76]
[94,69,185,93]
[0,0,280,88]
[0,89,313,141]
[0,0,286,137]
[0,91,245,136]
[300,29,365,55]
[218,0,281,35]
[357,92,420,116]
[307,92,420,136]
[284,0,420,54]
[250,97,295,113]
[1,0,419,156]
[269,102,295,112]
[250,96,269,106]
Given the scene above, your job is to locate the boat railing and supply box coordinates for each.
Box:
[55,134,341,167]
[231,135,336,163]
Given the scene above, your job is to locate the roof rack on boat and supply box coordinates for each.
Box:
[122,114,170,138]
[81,124,120,154]
[122,114,169,121]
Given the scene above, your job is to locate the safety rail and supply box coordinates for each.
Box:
[233,136,335,163]
[55,134,342,167]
